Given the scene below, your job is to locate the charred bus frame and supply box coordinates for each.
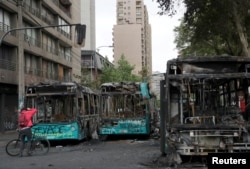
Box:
[99,82,158,138]
[24,82,100,140]
[160,56,250,157]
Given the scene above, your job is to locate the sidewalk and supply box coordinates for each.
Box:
[0,130,17,148]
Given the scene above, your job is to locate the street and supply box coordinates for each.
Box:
[0,136,164,169]
[0,133,208,169]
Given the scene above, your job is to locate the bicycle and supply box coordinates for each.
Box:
[5,129,50,156]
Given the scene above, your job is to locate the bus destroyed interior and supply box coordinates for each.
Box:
[99,82,159,138]
[161,56,250,163]
[25,82,100,140]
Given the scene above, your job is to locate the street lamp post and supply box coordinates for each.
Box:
[17,0,24,111]
[96,45,113,53]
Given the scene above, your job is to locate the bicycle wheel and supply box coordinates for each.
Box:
[5,139,21,156]
[31,137,50,155]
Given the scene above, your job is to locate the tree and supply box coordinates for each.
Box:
[99,54,141,84]
[156,0,250,56]
[74,68,98,88]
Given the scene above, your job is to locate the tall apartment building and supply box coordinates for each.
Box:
[113,0,152,76]
[80,0,96,50]
[0,0,81,132]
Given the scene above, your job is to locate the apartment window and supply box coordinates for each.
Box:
[59,0,71,17]
[24,53,40,76]
[58,17,70,38]
[42,61,58,80]
[41,6,54,25]
[59,45,71,62]
[0,8,11,32]
[64,68,71,81]
[136,18,142,23]
[136,7,141,16]
[24,0,39,15]
[118,7,123,13]
[0,45,15,71]
[25,0,38,8]
[118,19,123,24]
[136,1,141,5]
[23,22,39,47]
[118,12,123,17]
[42,33,56,55]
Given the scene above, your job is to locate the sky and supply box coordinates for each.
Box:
[95,0,185,73]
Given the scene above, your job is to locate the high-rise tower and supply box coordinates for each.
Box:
[113,0,152,76]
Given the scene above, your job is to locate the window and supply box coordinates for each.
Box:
[23,22,39,47]
[136,18,142,23]
[58,17,70,38]
[136,1,141,5]
[136,7,141,16]
[59,45,72,62]
[24,53,40,75]
[0,8,11,32]
[42,33,57,54]
[41,6,54,24]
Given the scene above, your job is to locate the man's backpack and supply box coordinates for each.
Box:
[19,112,28,128]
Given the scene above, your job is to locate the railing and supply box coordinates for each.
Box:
[0,22,16,36]
[23,34,72,62]
[24,34,41,48]
[22,2,71,39]
[52,0,71,18]
[23,2,55,25]
[25,66,72,82]
[0,59,16,71]
[81,60,94,68]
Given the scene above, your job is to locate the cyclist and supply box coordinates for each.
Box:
[18,107,38,157]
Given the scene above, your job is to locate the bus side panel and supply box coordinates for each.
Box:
[99,118,150,135]
[31,122,85,140]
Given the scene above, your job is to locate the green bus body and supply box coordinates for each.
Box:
[31,122,85,140]
[99,82,157,136]
[25,82,99,141]
[100,117,150,135]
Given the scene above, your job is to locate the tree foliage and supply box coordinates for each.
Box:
[156,0,250,57]
[99,54,141,84]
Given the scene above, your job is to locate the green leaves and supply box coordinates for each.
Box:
[100,54,141,84]
[156,0,250,57]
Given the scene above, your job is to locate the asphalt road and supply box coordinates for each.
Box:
[0,132,208,169]
[0,137,164,169]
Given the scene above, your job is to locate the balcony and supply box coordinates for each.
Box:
[0,59,16,71]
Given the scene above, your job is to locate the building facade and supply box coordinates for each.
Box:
[113,0,152,76]
[0,0,81,132]
[81,50,113,86]
[80,0,96,50]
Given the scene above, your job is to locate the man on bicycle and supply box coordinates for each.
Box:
[18,107,38,157]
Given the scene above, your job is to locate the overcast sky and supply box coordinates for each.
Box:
[95,0,185,73]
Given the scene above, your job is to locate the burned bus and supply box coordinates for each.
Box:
[160,56,250,158]
[99,82,158,139]
[24,82,100,140]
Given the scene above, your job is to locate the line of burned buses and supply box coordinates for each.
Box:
[24,55,250,160]
[24,81,159,141]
